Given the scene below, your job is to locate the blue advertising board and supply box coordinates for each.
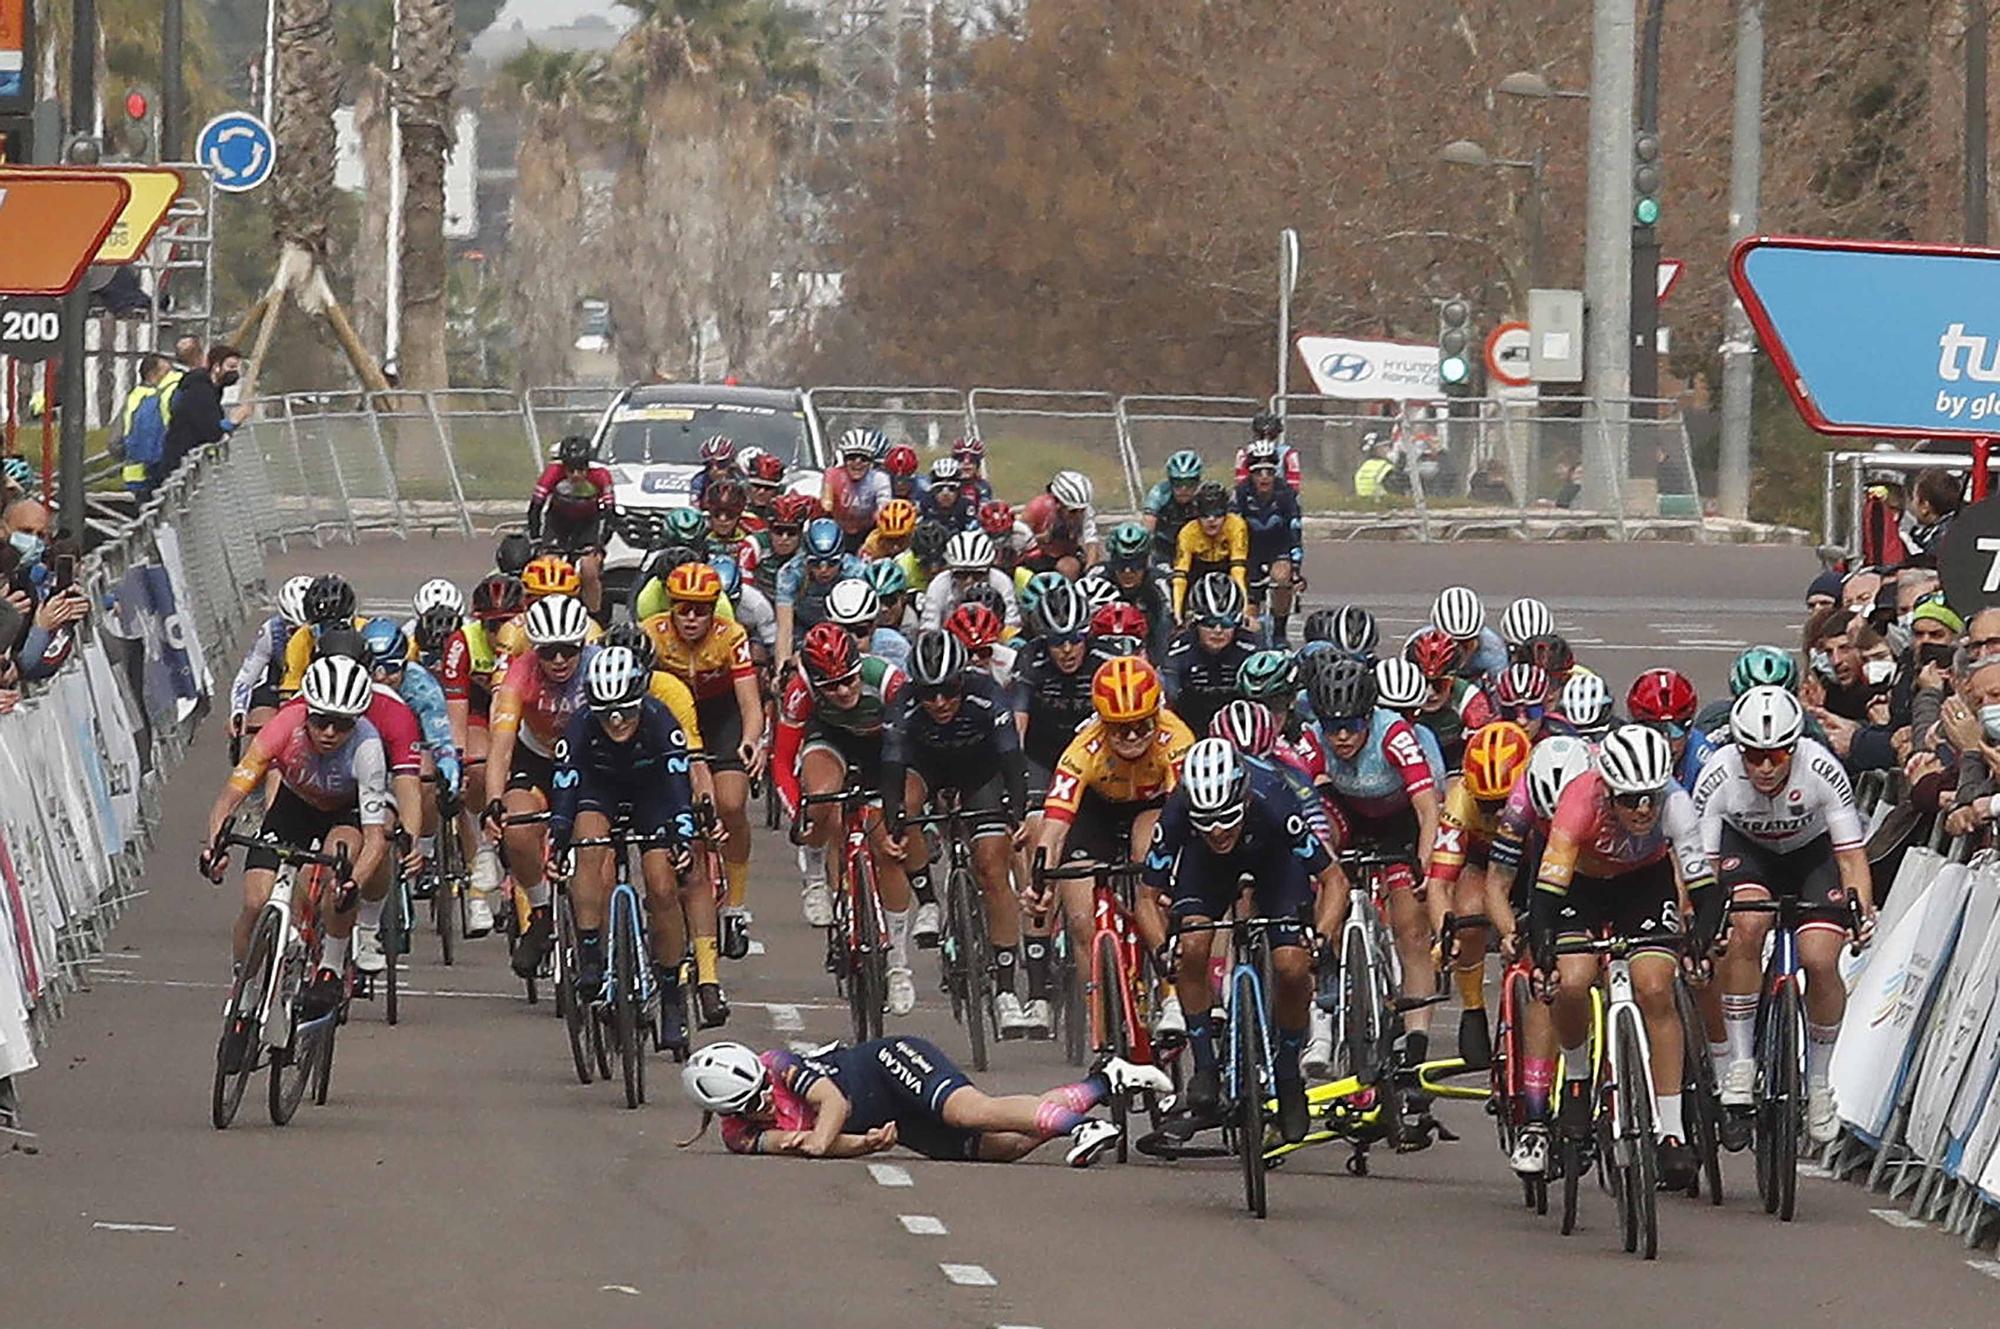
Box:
[1731,236,2000,439]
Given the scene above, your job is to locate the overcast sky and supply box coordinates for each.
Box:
[495,0,625,25]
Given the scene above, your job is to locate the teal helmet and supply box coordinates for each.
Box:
[1165,450,1203,484]
[864,559,909,599]
[1018,570,1069,623]
[1105,521,1150,565]
[1237,648,1298,705]
[1729,645,1799,698]
[665,506,708,546]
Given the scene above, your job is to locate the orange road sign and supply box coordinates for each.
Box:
[93,166,183,264]
[0,168,131,295]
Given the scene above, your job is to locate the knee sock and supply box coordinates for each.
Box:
[884,907,911,970]
[1188,1016,1218,1075]
[1523,1056,1556,1119]
[693,935,720,986]
[1723,993,1757,1064]
[1023,938,1051,999]
[1807,1022,1840,1089]
[1708,1040,1731,1083]
[1656,1092,1684,1140]
[1034,1098,1090,1138]
[321,934,349,976]
[1047,1072,1110,1116]
[1454,962,1486,1011]
[994,946,1018,996]
[1561,1041,1591,1082]
[577,927,603,972]
[724,859,749,908]
[357,896,384,930]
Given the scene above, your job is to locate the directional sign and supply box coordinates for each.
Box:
[92,166,181,264]
[1729,235,2000,440]
[1657,258,1684,303]
[196,111,276,193]
[0,294,62,359]
[0,168,131,294]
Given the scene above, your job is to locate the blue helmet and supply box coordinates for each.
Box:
[710,552,743,600]
[359,616,409,670]
[803,517,844,560]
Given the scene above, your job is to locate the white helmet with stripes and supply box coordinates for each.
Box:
[1526,734,1593,819]
[1431,585,1485,641]
[300,654,374,718]
[1596,724,1673,795]
[413,577,465,617]
[1374,657,1429,710]
[523,592,591,646]
[277,575,315,628]
[1499,596,1555,647]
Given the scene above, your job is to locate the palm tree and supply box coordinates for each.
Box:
[394,0,457,390]
[496,45,599,387]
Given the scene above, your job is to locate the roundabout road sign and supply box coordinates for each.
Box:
[196,111,276,193]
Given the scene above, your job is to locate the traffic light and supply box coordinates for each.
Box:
[117,86,156,160]
[1633,130,1662,229]
[1437,297,1472,392]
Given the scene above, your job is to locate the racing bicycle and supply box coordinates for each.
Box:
[797,787,888,1043]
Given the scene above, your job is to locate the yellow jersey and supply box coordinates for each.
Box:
[640,614,757,704]
[1171,514,1250,617]
[1042,711,1196,824]
[648,669,706,754]
[278,618,366,696]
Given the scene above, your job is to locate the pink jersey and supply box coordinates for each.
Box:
[228,699,391,823]
[721,1049,818,1154]
[1537,769,1707,893]
[366,683,422,776]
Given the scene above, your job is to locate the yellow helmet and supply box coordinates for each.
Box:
[876,498,918,540]
[1091,656,1162,725]
[521,554,581,599]
[1463,721,1533,800]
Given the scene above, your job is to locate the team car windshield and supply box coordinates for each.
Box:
[599,401,812,467]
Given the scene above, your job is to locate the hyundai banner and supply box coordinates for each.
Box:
[1731,236,2000,438]
[1295,335,1445,402]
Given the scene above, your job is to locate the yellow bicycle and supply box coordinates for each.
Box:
[1264,1056,1488,1175]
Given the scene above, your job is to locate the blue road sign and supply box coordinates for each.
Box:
[1731,236,2000,439]
[195,111,276,194]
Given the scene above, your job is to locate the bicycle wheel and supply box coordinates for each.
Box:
[433,831,460,966]
[1234,971,1268,1219]
[948,868,988,1072]
[213,909,281,1130]
[269,1001,318,1126]
[311,1016,337,1106]
[1060,938,1087,1067]
[613,898,643,1109]
[1094,928,1130,1161]
[1340,925,1376,1083]
[1559,1131,1582,1236]
[383,885,403,1027]
[1616,1018,1660,1260]
[1768,980,1801,1222]
[1675,977,1723,1205]
[557,900,593,1085]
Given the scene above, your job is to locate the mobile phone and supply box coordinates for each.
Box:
[52,553,76,592]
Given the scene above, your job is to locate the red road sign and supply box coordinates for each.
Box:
[1485,320,1532,387]
[0,168,131,295]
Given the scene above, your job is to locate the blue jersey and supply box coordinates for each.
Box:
[1462,627,1509,681]
[868,626,911,671]
[1144,763,1327,922]
[547,697,697,851]
[1233,479,1302,556]
[776,552,869,617]
[1312,707,1438,820]
[394,660,460,796]
[1676,728,1716,794]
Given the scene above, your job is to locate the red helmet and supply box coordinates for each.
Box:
[1627,667,1697,725]
[771,493,819,527]
[884,443,919,478]
[703,477,747,516]
[1493,662,1551,709]
[698,435,737,465]
[800,621,861,684]
[1405,627,1459,680]
[945,601,1004,652]
[953,435,986,461]
[978,500,1015,537]
[1091,602,1149,640]
[750,453,786,484]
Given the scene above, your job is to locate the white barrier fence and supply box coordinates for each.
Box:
[0,433,274,1118]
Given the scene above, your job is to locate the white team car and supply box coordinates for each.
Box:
[587,382,826,597]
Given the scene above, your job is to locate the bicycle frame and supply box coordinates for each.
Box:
[1031,850,1160,1065]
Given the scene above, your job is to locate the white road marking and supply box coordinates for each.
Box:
[767,1002,803,1032]
[1680,638,1749,648]
[940,1263,997,1287]
[92,1221,176,1233]
[599,1285,641,1296]
[1967,1259,2000,1280]
[899,1214,948,1235]
[1870,1208,1928,1229]
[868,1162,913,1187]
[747,940,767,956]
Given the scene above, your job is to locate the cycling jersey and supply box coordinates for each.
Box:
[1691,737,1863,856]
[1534,770,1710,894]
[776,552,869,614]
[1458,627,1510,682]
[916,492,981,533]
[688,464,742,509]
[1160,627,1259,738]
[490,649,589,760]
[390,660,460,796]
[1428,773,1536,887]
[277,618,366,696]
[1675,728,1717,794]
[228,699,390,824]
[229,613,293,715]
[822,466,893,537]
[1010,639,1119,770]
[1145,762,1328,928]
[736,583,779,651]
[1258,747,1339,854]
[1171,515,1250,617]
[866,625,911,671]
[1143,480,1201,563]
[856,531,911,562]
[721,1038,979,1160]
[641,614,756,703]
[880,671,1029,831]
[1021,493,1099,562]
[1313,708,1436,821]
[528,462,615,541]
[1233,478,1302,558]
[891,550,943,596]
[749,530,793,597]
[1041,711,1195,823]
[1484,775,1548,900]
[547,697,698,854]
[1233,443,1303,492]
[772,655,906,812]
[920,569,1022,632]
[437,619,510,721]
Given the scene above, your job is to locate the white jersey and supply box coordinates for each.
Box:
[920,569,1022,632]
[1692,737,1863,856]
[736,583,778,651]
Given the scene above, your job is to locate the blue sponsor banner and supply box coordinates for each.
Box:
[1732,236,2000,438]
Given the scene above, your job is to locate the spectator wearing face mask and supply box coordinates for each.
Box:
[161,344,252,477]
[1943,657,2000,840]
[0,499,87,684]
[1801,606,1900,770]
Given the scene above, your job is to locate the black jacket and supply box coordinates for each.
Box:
[163,369,227,472]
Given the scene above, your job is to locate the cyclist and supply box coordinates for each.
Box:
[1303,655,1444,1105]
[775,517,868,668]
[894,520,953,599]
[918,457,980,533]
[679,1037,1166,1166]
[1170,482,1249,623]
[1318,605,1378,662]
[1028,656,1194,1036]
[1371,656,1450,778]
[404,578,463,651]
[228,574,314,746]
[1022,470,1100,577]
[1161,574,1259,737]
[1236,648,1299,729]
[921,530,1021,632]
[773,624,921,1013]
[203,655,390,1018]
[1694,686,1873,1146]
[744,450,788,522]
[1234,410,1303,492]
[952,436,994,507]
[704,478,762,566]
[883,443,921,503]
[549,646,723,1029]
[1490,663,1552,739]
[360,618,462,897]
[1149,738,1343,1140]
[1431,585,1508,680]
[978,501,1030,585]
[1081,521,1173,657]
[1550,669,1615,740]
[526,434,614,616]
[1530,724,1723,1192]
[641,563,765,956]
[1090,602,1151,661]
[828,577,910,671]
[1403,626,1494,770]
[1498,597,1557,662]
[881,631,1035,1039]
[866,559,916,639]
[858,497,920,562]
[751,493,816,602]
[1143,450,1206,568]
[276,573,362,698]
[688,435,742,508]
[946,600,1017,688]
[1235,438,1303,644]
[1209,697,1336,854]
[437,572,527,935]
[823,429,892,550]
[1420,720,1534,1067]
[1627,666,1713,793]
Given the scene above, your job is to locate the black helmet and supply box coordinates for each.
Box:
[911,520,951,565]
[495,532,534,576]
[414,604,461,657]
[1250,410,1284,441]
[1331,605,1378,656]
[1193,481,1230,518]
[602,621,657,670]
[1308,654,1377,721]
[1301,608,1340,644]
[303,574,355,626]
[1035,579,1091,638]
[909,629,971,689]
[556,434,592,467]
[315,624,370,665]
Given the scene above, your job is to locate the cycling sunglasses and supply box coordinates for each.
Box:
[915,680,964,703]
[592,701,642,725]
[1740,745,1794,768]
[306,710,356,734]
[1611,790,1660,810]
[1322,714,1370,735]
[930,482,962,495]
[1189,805,1246,834]
[806,555,844,568]
[770,523,802,536]
[1108,719,1157,743]
[536,643,582,663]
[1194,615,1241,630]
[1045,629,1090,647]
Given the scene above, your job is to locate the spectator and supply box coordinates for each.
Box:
[113,353,171,498]
[1352,435,1394,499]
[1904,468,1963,558]
[1466,457,1514,506]
[1944,657,2000,838]
[1840,567,1883,618]
[1550,458,1582,509]
[0,497,85,684]
[1805,567,1843,615]
[1859,473,1909,566]
[161,343,251,476]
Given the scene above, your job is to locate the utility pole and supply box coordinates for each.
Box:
[57,0,97,540]
[1629,0,1664,409]
[1276,228,1299,412]
[1583,0,1636,506]
[161,0,184,161]
[1969,0,1989,244]
[1718,0,1763,521]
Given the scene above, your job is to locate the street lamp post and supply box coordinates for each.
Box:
[1438,140,1544,295]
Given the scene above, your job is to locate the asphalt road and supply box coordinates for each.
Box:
[12,534,1994,1329]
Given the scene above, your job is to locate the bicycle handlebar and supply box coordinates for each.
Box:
[1550,933,1694,958]
[1337,847,1416,870]
[211,827,352,879]
[1727,892,1867,944]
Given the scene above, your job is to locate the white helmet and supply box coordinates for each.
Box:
[1526,735,1594,819]
[277,575,315,628]
[825,577,880,629]
[1499,596,1555,647]
[585,645,650,709]
[413,577,465,617]
[1559,671,1612,729]
[682,1041,769,1114]
[1049,470,1093,509]
[300,654,374,718]
[944,529,994,573]
[523,592,591,646]
[1180,737,1249,830]
[1596,723,1674,795]
[1431,585,1485,641]
[1729,685,1805,750]
[1375,657,1429,710]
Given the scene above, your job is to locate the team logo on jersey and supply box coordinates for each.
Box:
[1047,770,1080,805]
[1435,825,1465,857]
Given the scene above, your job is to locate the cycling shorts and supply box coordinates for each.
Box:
[697,696,745,774]
[247,682,282,713]
[1716,827,1849,933]
[1063,788,1161,867]
[1168,851,1311,947]
[801,729,885,793]
[249,786,359,873]
[1340,805,1421,892]
[506,746,557,796]
[570,779,687,847]
[1551,858,1682,953]
[907,763,1011,839]
[849,1036,981,1161]
[543,512,603,553]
